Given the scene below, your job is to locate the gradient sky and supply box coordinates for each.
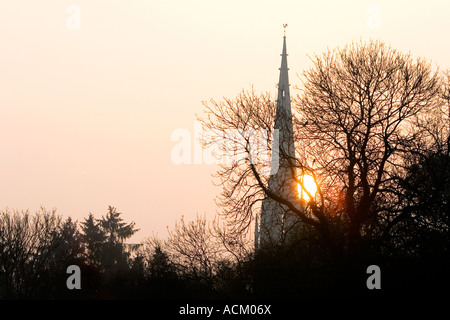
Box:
[1,1,449,243]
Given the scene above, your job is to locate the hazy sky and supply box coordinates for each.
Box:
[1,1,449,242]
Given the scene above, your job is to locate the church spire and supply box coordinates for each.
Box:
[256,25,299,249]
[274,24,294,162]
[278,24,290,103]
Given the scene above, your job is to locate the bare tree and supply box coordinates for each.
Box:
[165,214,223,280]
[199,40,442,255]
[199,89,276,234]
[141,213,252,282]
[385,69,450,256]
[440,69,450,150]
[211,216,253,270]
[296,40,441,247]
[0,208,63,298]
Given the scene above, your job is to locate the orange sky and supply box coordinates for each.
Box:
[1,1,449,242]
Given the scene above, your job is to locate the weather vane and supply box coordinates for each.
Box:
[283,24,288,36]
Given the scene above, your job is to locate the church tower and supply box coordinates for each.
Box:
[255,26,301,249]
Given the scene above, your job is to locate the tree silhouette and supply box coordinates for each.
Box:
[80,206,139,274]
[148,246,175,279]
[99,206,139,271]
[294,40,442,254]
[394,151,450,255]
[0,208,83,298]
[81,213,107,268]
[99,206,139,245]
[1,40,449,300]
[165,214,221,282]
[200,40,443,259]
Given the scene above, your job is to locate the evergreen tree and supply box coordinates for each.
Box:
[97,206,139,271]
[81,213,107,267]
[148,246,175,280]
[99,206,139,244]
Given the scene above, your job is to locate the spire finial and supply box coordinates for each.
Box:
[283,24,288,37]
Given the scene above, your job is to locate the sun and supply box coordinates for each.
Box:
[298,173,318,201]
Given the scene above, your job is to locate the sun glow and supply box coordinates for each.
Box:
[298,173,318,201]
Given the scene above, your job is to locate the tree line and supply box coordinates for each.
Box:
[199,39,449,298]
[0,207,251,299]
[1,40,449,299]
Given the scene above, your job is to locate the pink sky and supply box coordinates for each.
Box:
[1,1,449,242]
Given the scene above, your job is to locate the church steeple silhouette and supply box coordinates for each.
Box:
[255,25,301,249]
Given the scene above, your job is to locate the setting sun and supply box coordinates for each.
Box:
[298,173,318,201]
